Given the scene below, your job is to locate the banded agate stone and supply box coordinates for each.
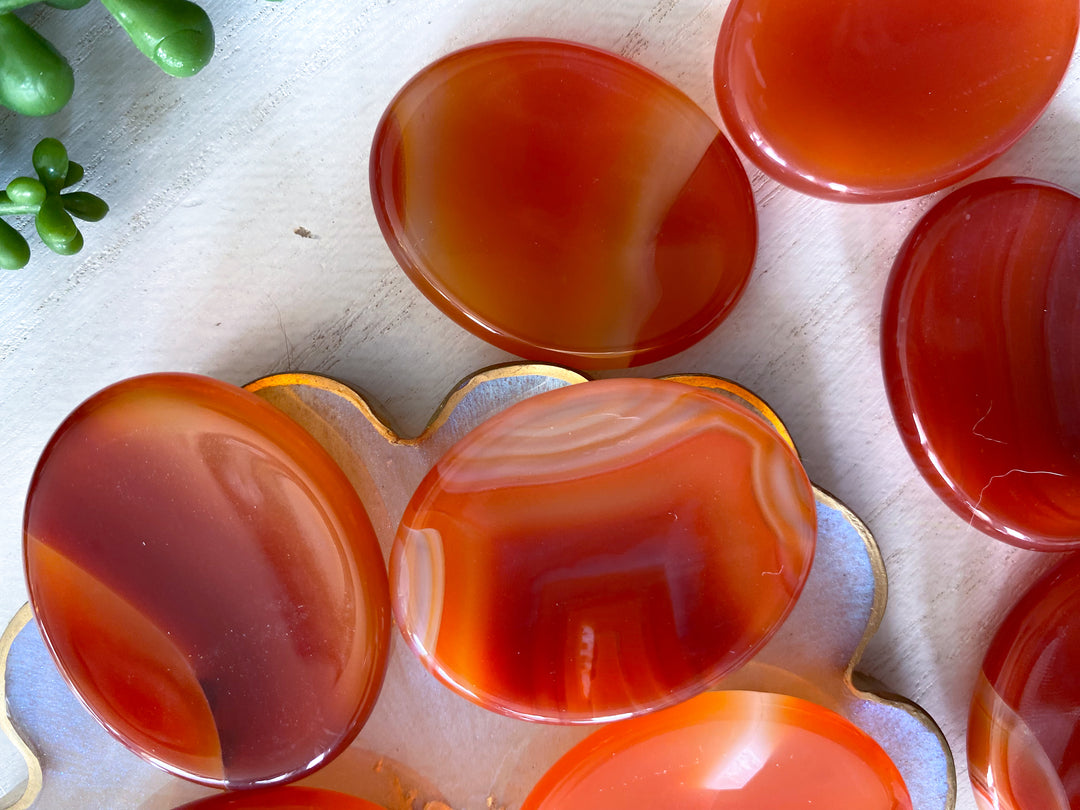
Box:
[522,691,913,809]
[176,787,386,809]
[370,39,757,368]
[968,555,1080,810]
[391,378,816,723]
[714,0,1078,201]
[881,178,1080,549]
[24,374,391,788]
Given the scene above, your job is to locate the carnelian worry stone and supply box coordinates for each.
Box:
[23,374,391,788]
[522,690,913,809]
[968,554,1080,810]
[714,0,1079,201]
[175,787,386,809]
[881,178,1080,549]
[390,378,816,723]
[370,39,757,368]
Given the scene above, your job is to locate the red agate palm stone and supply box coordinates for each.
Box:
[24,374,391,788]
[969,554,1080,810]
[881,178,1080,549]
[522,691,912,809]
[371,39,757,368]
[715,0,1078,201]
[390,378,816,722]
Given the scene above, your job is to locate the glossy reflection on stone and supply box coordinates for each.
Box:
[24,374,391,788]
[715,0,1078,201]
[371,39,757,368]
[522,690,913,809]
[968,555,1080,810]
[390,378,816,723]
[881,178,1080,549]
[175,787,386,809]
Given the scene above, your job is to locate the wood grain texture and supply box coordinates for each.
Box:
[1,1,1078,807]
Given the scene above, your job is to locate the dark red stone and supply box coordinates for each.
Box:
[881,178,1080,549]
[24,374,391,787]
[175,787,386,809]
[968,554,1080,809]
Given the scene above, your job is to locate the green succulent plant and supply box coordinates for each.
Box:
[0,138,108,269]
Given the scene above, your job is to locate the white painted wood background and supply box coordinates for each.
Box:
[1,1,1077,808]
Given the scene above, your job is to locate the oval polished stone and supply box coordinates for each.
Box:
[24,374,391,788]
[390,378,816,723]
[522,690,913,809]
[881,178,1080,549]
[968,555,1080,810]
[715,0,1079,201]
[176,787,386,809]
[371,39,757,368]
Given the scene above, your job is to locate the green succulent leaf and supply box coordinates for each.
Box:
[36,194,82,255]
[100,0,214,77]
[0,218,31,270]
[62,191,109,222]
[0,13,75,116]
[6,176,47,207]
[32,138,70,194]
[63,160,84,189]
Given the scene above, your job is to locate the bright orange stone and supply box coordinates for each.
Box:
[176,787,386,809]
[968,554,1080,810]
[371,39,757,368]
[24,374,391,788]
[522,690,913,809]
[881,178,1080,549]
[715,0,1079,201]
[390,378,816,723]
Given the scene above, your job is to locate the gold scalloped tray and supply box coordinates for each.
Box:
[2,365,955,810]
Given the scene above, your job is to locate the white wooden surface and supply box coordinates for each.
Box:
[1,2,1077,808]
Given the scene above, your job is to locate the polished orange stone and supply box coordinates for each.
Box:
[881,178,1080,549]
[715,0,1079,201]
[371,39,757,368]
[176,787,386,809]
[390,378,816,723]
[968,554,1080,810]
[522,690,913,809]
[24,374,391,788]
